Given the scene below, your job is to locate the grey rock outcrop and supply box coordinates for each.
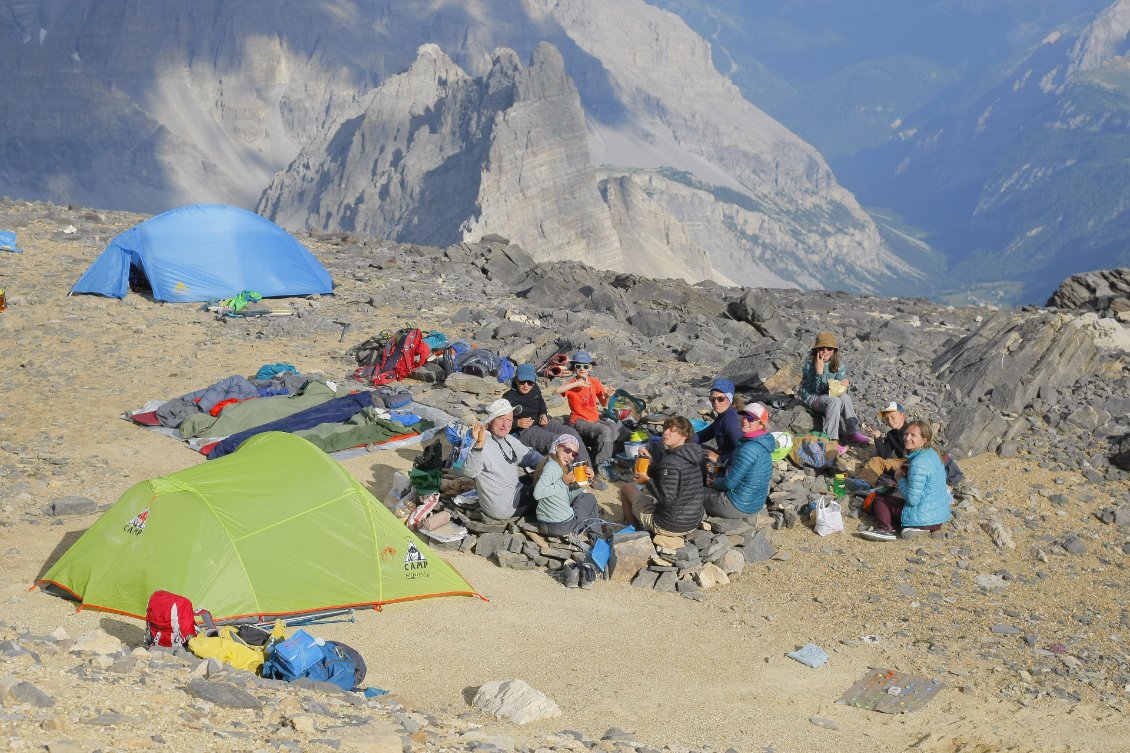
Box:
[932,311,1105,455]
[1047,268,1130,319]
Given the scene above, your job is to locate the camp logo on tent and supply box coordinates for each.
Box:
[123,507,149,536]
[404,543,429,579]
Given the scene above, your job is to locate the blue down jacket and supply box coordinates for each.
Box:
[714,432,775,515]
[896,448,953,527]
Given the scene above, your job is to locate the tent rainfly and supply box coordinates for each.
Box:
[37,432,481,622]
[70,204,333,302]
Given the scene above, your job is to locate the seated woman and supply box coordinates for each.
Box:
[618,416,705,537]
[799,332,870,445]
[533,434,600,537]
[695,378,744,469]
[857,401,965,490]
[860,420,953,541]
[704,403,775,521]
[549,351,620,482]
[502,363,606,489]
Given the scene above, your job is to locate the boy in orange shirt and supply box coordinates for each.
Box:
[550,351,619,481]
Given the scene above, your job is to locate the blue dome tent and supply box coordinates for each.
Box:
[71,204,333,302]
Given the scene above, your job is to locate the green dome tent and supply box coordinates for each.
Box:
[37,432,480,622]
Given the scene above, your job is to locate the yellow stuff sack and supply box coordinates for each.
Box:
[187,626,266,673]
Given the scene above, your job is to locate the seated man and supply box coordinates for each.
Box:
[858,401,964,489]
[502,363,606,490]
[460,398,544,520]
[618,416,705,536]
[695,378,743,469]
[704,403,775,521]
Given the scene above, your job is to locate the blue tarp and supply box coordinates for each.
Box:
[0,230,21,253]
[70,204,333,301]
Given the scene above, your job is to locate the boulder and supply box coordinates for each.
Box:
[473,679,561,725]
[608,532,657,583]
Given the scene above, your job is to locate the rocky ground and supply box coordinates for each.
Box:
[1,199,1128,753]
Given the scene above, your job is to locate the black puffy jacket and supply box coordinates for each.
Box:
[647,442,706,534]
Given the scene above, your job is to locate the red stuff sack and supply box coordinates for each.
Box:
[144,590,198,648]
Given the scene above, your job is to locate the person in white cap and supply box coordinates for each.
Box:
[460,398,544,520]
[857,401,964,489]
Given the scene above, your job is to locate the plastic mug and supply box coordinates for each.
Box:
[634,456,650,475]
[572,461,590,486]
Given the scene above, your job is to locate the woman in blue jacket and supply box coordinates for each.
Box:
[860,420,953,541]
[704,403,776,520]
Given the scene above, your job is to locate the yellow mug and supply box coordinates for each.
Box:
[572,461,590,486]
[634,456,650,475]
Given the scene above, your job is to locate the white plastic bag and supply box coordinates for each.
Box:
[813,496,844,536]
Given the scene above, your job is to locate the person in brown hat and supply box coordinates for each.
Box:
[798,332,870,445]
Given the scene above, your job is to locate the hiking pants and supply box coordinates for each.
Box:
[859,457,905,486]
[516,422,592,466]
[538,492,599,537]
[807,393,858,439]
[574,418,618,467]
[871,495,942,533]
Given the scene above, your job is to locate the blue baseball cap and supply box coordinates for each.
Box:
[516,363,537,382]
[710,379,735,398]
[570,351,594,364]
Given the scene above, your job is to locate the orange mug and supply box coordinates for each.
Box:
[634,456,650,475]
[572,461,590,486]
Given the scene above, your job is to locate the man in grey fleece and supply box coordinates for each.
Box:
[460,398,545,520]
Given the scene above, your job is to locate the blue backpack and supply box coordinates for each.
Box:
[262,631,367,692]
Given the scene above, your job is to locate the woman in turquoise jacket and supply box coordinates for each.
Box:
[705,404,776,519]
[861,420,953,541]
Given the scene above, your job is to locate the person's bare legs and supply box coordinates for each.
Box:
[619,482,641,524]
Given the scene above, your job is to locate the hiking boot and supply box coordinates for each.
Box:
[596,463,614,482]
[900,527,931,539]
[579,562,598,589]
[844,431,872,446]
[589,475,609,491]
[561,563,581,588]
[859,526,897,542]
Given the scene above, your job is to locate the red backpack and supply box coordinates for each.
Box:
[145,590,205,648]
[353,327,430,386]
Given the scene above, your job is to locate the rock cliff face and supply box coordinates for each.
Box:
[0,0,919,293]
[262,39,914,291]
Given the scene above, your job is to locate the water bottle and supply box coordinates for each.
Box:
[831,473,847,502]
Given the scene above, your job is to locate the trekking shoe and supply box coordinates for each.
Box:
[859,526,897,542]
[562,562,581,588]
[596,463,614,482]
[589,475,609,491]
[844,431,872,446]
[579,562,598,589]
[900,527,931,539]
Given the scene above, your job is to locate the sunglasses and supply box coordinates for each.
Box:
[709,396,729,403]
[572,364,592,371]
[518,380,535,386]
[560,446,579,456]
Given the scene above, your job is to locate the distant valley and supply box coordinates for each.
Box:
[2,1,1129,303]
